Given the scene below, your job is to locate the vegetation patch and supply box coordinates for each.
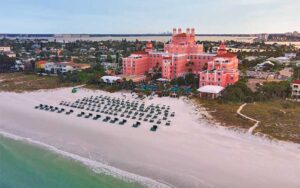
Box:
[242,100,300,143]
[194,98,253,129]
[0,73,75,92]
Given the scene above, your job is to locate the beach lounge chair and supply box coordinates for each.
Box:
[132,123,139,128]
[110,118,118,123]
[119,119,127,125]
[150,125,158,132]
[103,116,111,122]
[93,115,101,120]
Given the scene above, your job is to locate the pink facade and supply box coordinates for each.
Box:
[122,28,239,88]
[199,43,239,87]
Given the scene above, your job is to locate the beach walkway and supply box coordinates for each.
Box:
[236,103,260,134]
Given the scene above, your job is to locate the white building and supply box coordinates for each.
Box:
[44,62,56,73]
[54,62,75,73]
[45,62,74,74]
[44,62,90,74]
[267,57,290,65]
[285,53,297,60]
[6,52,16,58]
[14,60,24,71]
[0,46,11,52]
[101,76,121,84]
[197,85,224,99]
[255,61,274,71]
[291,80,300,99]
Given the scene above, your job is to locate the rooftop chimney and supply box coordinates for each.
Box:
[186,28,190,34]
[173,28,177,35]
[178,28,182,34]
[191,28,195,35]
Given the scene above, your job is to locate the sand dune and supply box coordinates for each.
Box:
[0,88,299,188]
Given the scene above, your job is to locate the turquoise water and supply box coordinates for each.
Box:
[0,136,144,188]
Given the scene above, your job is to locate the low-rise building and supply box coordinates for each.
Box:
[0,46,11,52]
[291,80,300,99]
[44,62,91,74]
[285,53,297,60]
[5,52,16,58]
[255,61,275,71]
[44,62,55,73]
[14,60,25,71]
[36,60,47,70]
[197,85,224,99]
[267,57,290,65]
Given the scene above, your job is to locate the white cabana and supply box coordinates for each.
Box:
[156,78,170,82]
[197,85,224,99]
[101,76,121,84]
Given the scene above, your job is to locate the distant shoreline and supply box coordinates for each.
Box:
[2,34,300,44]
[0,35,257,43]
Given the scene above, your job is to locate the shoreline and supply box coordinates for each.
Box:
[0,88,300,188]
[0,131,170,188]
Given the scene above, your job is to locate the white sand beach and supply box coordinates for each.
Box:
[0,88,300,188]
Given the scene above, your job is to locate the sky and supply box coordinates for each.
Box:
[0,0,300,34]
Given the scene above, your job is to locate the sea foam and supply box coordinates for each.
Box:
[0,130,173,188]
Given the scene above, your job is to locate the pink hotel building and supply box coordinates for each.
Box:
[122,28,239,88]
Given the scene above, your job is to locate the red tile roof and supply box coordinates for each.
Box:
[216,53,237,58]
[36,60,47,65]
[293,79,300,84]
[175,33,187,37]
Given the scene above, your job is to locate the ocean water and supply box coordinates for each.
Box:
[0,136,144,188]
